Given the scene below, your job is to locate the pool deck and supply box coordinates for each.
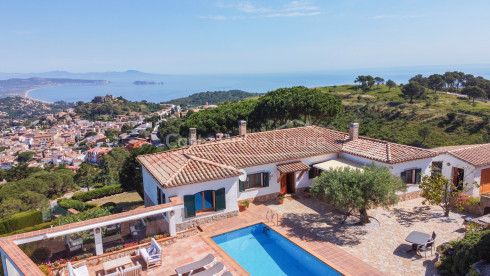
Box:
[199,203,384,276]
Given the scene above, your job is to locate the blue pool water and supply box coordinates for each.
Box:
[211,223,342,276]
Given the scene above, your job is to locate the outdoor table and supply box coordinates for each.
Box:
[405,231,431,252]
[103,255,132,273]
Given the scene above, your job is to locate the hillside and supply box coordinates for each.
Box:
[0,97,73,119]
[320,85,490,148]
[165,90,261,107]
[74,96,163,120]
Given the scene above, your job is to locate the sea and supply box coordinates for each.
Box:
[27,65,490,103]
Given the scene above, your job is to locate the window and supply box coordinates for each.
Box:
[239,172,269,192]
[308,166,322,179]
[401,168,422,184]
[453,168,465,191]
[431,162,443,177]
[184,188,225,218]
[157,188,165,205]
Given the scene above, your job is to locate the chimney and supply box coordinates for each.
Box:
[215,132,224,140]
[349,123,359,140]
[238,120,247,136]
[189,128,197,146]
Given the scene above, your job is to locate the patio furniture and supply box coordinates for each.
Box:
[67,261,89,276]
[191,262,225,276]
[130,219,146,238]
[175,253,216,276]
[222,271,233,276]
[103,233,123,245]
[139,238,162,269]
[65,235,83,254]
[103,255,132,274]
[120,261,142,276]
[97,270,121,276]
[405,231,431,253]
[106,224,121,235]
[417,240,435,258]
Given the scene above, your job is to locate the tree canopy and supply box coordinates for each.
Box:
[402,81,426,103]
[310,164,406,224]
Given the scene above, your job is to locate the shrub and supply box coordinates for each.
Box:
[57,199,85,212]
[0,210,43,235]
[84,203,98,210]
[440,230,490,275]
[0,221,54,238]
[71,185,123,202]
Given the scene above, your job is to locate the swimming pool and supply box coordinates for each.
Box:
[211,223,343,276]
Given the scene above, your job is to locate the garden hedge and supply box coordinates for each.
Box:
[0,210,43,235]
[71,185,123,202]
[57,198,85,212]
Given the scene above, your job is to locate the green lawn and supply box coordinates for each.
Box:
[89,191,144,212]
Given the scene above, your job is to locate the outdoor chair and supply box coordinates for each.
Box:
[191,262,225,276]
[222,271,233,276]
[431,231,437,241]
[65,235,83,254]
[67,261,89,276]
[120,261,142,276]
[139,238,162,269]
[175,253,216,276]
[97,270,121,276]
[105,224,121,235]
[417,240,435,258]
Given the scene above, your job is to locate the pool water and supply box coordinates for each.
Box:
[211,223,342,276]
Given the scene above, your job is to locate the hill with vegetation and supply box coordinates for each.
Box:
[74,95,163,120]
[0,97,73,119]
[165,90,261,107]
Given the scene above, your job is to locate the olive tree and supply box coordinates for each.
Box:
[310,164,406,224]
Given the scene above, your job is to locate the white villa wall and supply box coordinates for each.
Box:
[237,153,338,201]
[432,154,479,196]
[142,167,161,206]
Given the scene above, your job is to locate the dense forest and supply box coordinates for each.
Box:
[165,90,261,107]
[74,96,163,120]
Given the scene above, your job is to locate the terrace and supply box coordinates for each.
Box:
[0,192,472,276]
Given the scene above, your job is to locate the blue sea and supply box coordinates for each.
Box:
[27,65,490,103]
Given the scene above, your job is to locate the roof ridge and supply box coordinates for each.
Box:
[386,142,392,162]
[163,156,191,186]
[184,153,242,173]
[447,143,490,153]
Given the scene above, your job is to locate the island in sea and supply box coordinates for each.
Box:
[0,77,109,98]
[132,81,164,85]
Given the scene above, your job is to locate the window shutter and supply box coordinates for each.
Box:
[183,195,195,218]
[400,171,407,183]
[415,169,422,184]
[308,167,315,179]
[215,188,226,211]
[262,172,269,187]
[239,180,245,192]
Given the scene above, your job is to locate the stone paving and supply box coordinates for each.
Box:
[265,196,469,276]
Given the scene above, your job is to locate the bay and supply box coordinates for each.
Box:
[27,65,490,103]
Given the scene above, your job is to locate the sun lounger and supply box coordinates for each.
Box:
[175,254,216,276]
[190,262,225,276]
[222,271,233,276]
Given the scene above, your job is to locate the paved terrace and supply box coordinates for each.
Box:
[266,196,468,276]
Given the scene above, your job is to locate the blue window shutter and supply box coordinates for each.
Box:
[184,195,195,218]
[416,169,422,184]
[215,188,226,211]
[400,171,407,183]
[239,180,245,192]
[262,172,269,187]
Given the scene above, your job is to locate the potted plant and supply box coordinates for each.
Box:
[238,200,249,212]
[277,194,285,204]
[304,187,311,198]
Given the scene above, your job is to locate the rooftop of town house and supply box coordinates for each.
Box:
[139,125,438,188]
[433,143,490,167]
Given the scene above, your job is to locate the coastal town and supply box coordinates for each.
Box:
[0,95,217,172]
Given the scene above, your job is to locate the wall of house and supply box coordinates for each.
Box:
[1,250,23,276]
[432,154,479,196]
[237,153,338,201]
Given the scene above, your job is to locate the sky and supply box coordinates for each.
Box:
[1,0,490,74]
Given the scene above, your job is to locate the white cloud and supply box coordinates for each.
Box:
[284,1,319,11]
[209,0,320,18]
[373,14,425,20]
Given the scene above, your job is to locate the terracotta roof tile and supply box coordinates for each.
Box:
[139,126,440,188]
[433,143,490,167]
[277,161,311,173]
